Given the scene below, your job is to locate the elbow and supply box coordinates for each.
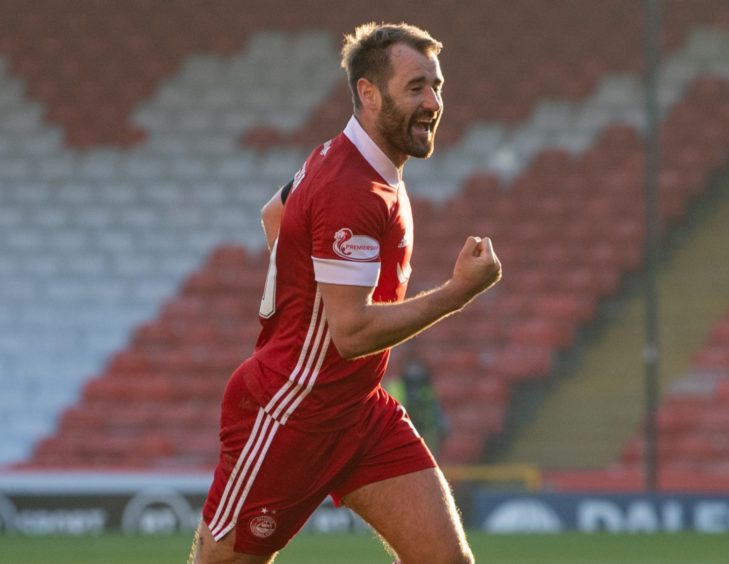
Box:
[330,332,368,360]
[332,338,361,361]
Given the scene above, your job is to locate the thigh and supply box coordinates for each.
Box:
[341,467,473,564]
[329,391,436,506]
[204,404,344,556]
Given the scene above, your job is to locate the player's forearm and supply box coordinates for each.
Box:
[323,237,502,360]
[328,280,469,360]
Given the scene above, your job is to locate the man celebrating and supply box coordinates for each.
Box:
[193,21,502,563]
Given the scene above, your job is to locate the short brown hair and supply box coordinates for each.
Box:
[341,22,443,110]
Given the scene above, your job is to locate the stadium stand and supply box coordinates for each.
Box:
[28,246,268,468]
[1,1,729,475]
[542,307,729,493]
[620,310,729,472]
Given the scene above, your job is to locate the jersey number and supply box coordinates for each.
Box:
[259,239,278,318]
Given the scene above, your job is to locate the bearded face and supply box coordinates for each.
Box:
[376,87,441,160]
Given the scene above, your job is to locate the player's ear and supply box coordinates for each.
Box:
[357,77,381,112]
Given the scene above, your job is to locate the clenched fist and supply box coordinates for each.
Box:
[450,236,502,304]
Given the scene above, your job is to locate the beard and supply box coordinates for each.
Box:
[376,91,440,160]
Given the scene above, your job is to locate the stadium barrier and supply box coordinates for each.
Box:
[3,470,729,535]
[474,491,729,534]
[0,471,371,536]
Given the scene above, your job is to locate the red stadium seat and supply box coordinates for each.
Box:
[489,345,553,382]
[507,317,576,349]
[439,431,486,464]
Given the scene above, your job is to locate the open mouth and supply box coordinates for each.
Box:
[411,117,435,136]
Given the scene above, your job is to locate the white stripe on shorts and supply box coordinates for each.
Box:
[207,408,280,540]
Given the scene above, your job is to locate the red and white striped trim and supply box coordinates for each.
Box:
[207,291,331,538]
[207,408,280,540]
[265,289,331,424]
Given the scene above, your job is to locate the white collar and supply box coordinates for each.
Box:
[343,116,402,188]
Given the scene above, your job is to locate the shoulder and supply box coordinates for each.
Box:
[310,138,388,199]
[320,134,374,184]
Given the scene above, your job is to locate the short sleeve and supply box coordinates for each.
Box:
[310,182,387,287]
[280,179,294,204]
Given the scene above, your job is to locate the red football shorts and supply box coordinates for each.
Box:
[202,359,437,555]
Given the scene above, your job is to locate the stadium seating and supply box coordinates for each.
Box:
[28,246,267,469]
[618,308,729,474]
[2,1,729,471]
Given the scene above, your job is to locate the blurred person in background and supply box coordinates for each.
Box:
[191,21,501,564]
[387,355,449,457]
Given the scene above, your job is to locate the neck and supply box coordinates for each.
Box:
[354,112,407,171]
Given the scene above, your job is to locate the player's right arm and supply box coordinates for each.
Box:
[319,236,501,359]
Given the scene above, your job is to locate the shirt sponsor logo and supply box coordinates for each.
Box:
[332,228,380,262]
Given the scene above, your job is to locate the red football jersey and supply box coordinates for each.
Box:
[246,116,414,431]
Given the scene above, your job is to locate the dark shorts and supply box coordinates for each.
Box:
[202,359,436,555]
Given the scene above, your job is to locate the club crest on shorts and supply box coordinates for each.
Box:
[249,510,277,539]
[332,228,380,261]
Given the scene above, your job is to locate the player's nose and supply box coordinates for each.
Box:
[422,86,442,114]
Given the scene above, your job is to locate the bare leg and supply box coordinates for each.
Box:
[189,521,277,564]
[187,526,201,564]
[341,468,473,564]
